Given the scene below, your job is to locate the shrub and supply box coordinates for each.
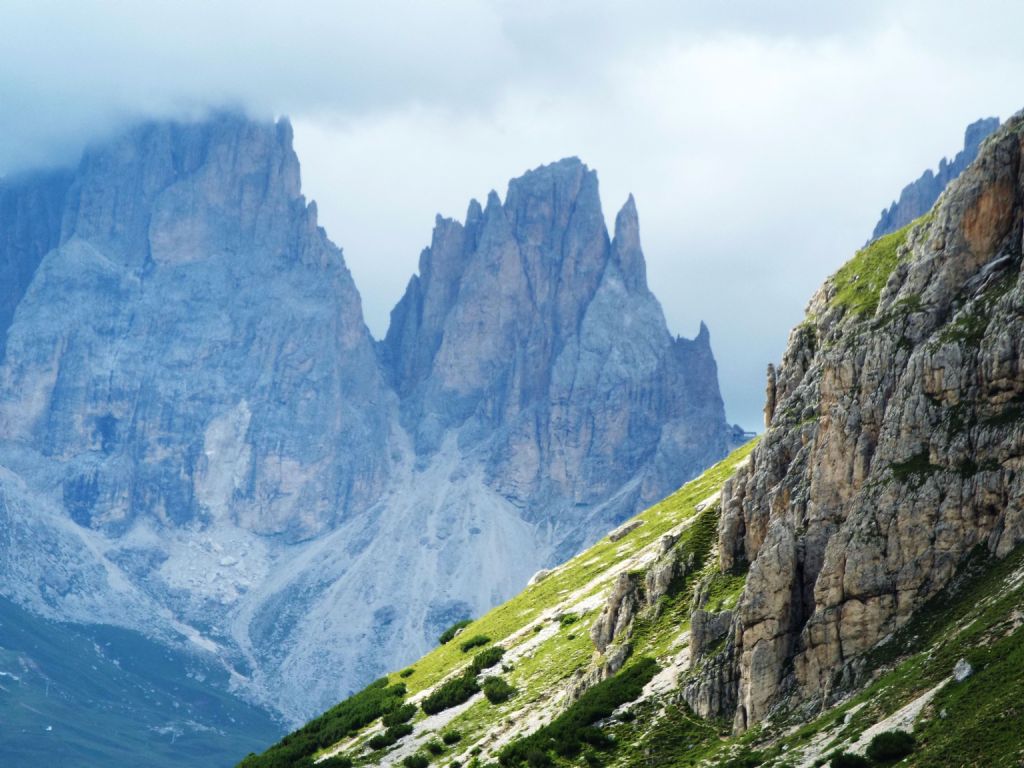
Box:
[442,730,463,745]
[320,756,353,768]
[400,668,415,678]
[427,739,445,754]
[470,646,505,674]
[578,727,612,749]
[422,672,481,715]
[368,733,392,750]
[386,722,414,740]
[719,750,765,768]
[369,721,414,749]
[829,752,870,768]
[558,613,578,627]
[439,619,474,645]
[459,634,491,652]
[866,730,915,762]
[382,703,417,727]
[483,676,516,704]
[498,657,658,766]
[238,677,406,766]
[403,755,430,768]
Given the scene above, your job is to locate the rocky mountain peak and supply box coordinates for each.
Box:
[382,157,735,552]
[0,110,388,540]
[870,115,1000,241]
[611,192,648,293]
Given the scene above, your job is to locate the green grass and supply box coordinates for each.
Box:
[913,625,1024,767]
[703,570,748,613]
[439,619,475,645]
[497,657,660,766]
[768,543,1024,766]
[243,441,759,766]
[831,216,929,318]
[392,441,757,699]
[238,678,404,768]
[606,699,727,767]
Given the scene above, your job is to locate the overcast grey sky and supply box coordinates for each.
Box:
[2,1,1023,429]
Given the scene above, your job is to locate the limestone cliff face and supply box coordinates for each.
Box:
[0,114,392,541]
[0,169,71,360]
[690,113,1024,730]
[382,159,734,553]
[870,116,1000,240]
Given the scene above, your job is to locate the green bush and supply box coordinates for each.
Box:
[470,646,505,674]
[439,619,474,645]
[400,668,415,678]
[483,676,516,704]
[382,703,417,727]
[320,756,353,768]
[386,722,414,740]
[422,672,481,715]
[866,730,915,762]
[577,727,612,749]
[498,658,658,766]
[442,730,463,745]
[427,739,445,755]
[368,721,414,750]
[558,613,578,627]
[368,733,392,750]
[236,677,406,767]
[459,634,491,652]
[828,752,870,768]
[719,750,765,768]
[403,755,430,768]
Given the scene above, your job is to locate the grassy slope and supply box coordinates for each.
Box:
[239,441,758,767]
[829,215,930,318]
[238,429,1024,768]
[0,598,283,768]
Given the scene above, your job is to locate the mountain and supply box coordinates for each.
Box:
[381,161,733,555]
[869,116,999,241]
[0,110,737,748]
[243,114,1024,768]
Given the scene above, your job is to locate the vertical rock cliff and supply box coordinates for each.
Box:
[0,114,392,541]
[687,112,1024,731]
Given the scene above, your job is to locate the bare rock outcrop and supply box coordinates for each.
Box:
[696,113,1024,731]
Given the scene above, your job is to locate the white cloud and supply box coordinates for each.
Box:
[3,1,1024,427]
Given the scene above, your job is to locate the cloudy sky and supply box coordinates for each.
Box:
[2,1,1023,428]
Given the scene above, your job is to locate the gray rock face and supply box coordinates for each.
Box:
[689,113,1024,731]
[0,115,392,541]
[0,118,735,723]
[0,169,71,361]
[870,117,1000,241]
[383,161,735,554]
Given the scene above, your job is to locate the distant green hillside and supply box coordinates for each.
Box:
[0,598,283,767]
